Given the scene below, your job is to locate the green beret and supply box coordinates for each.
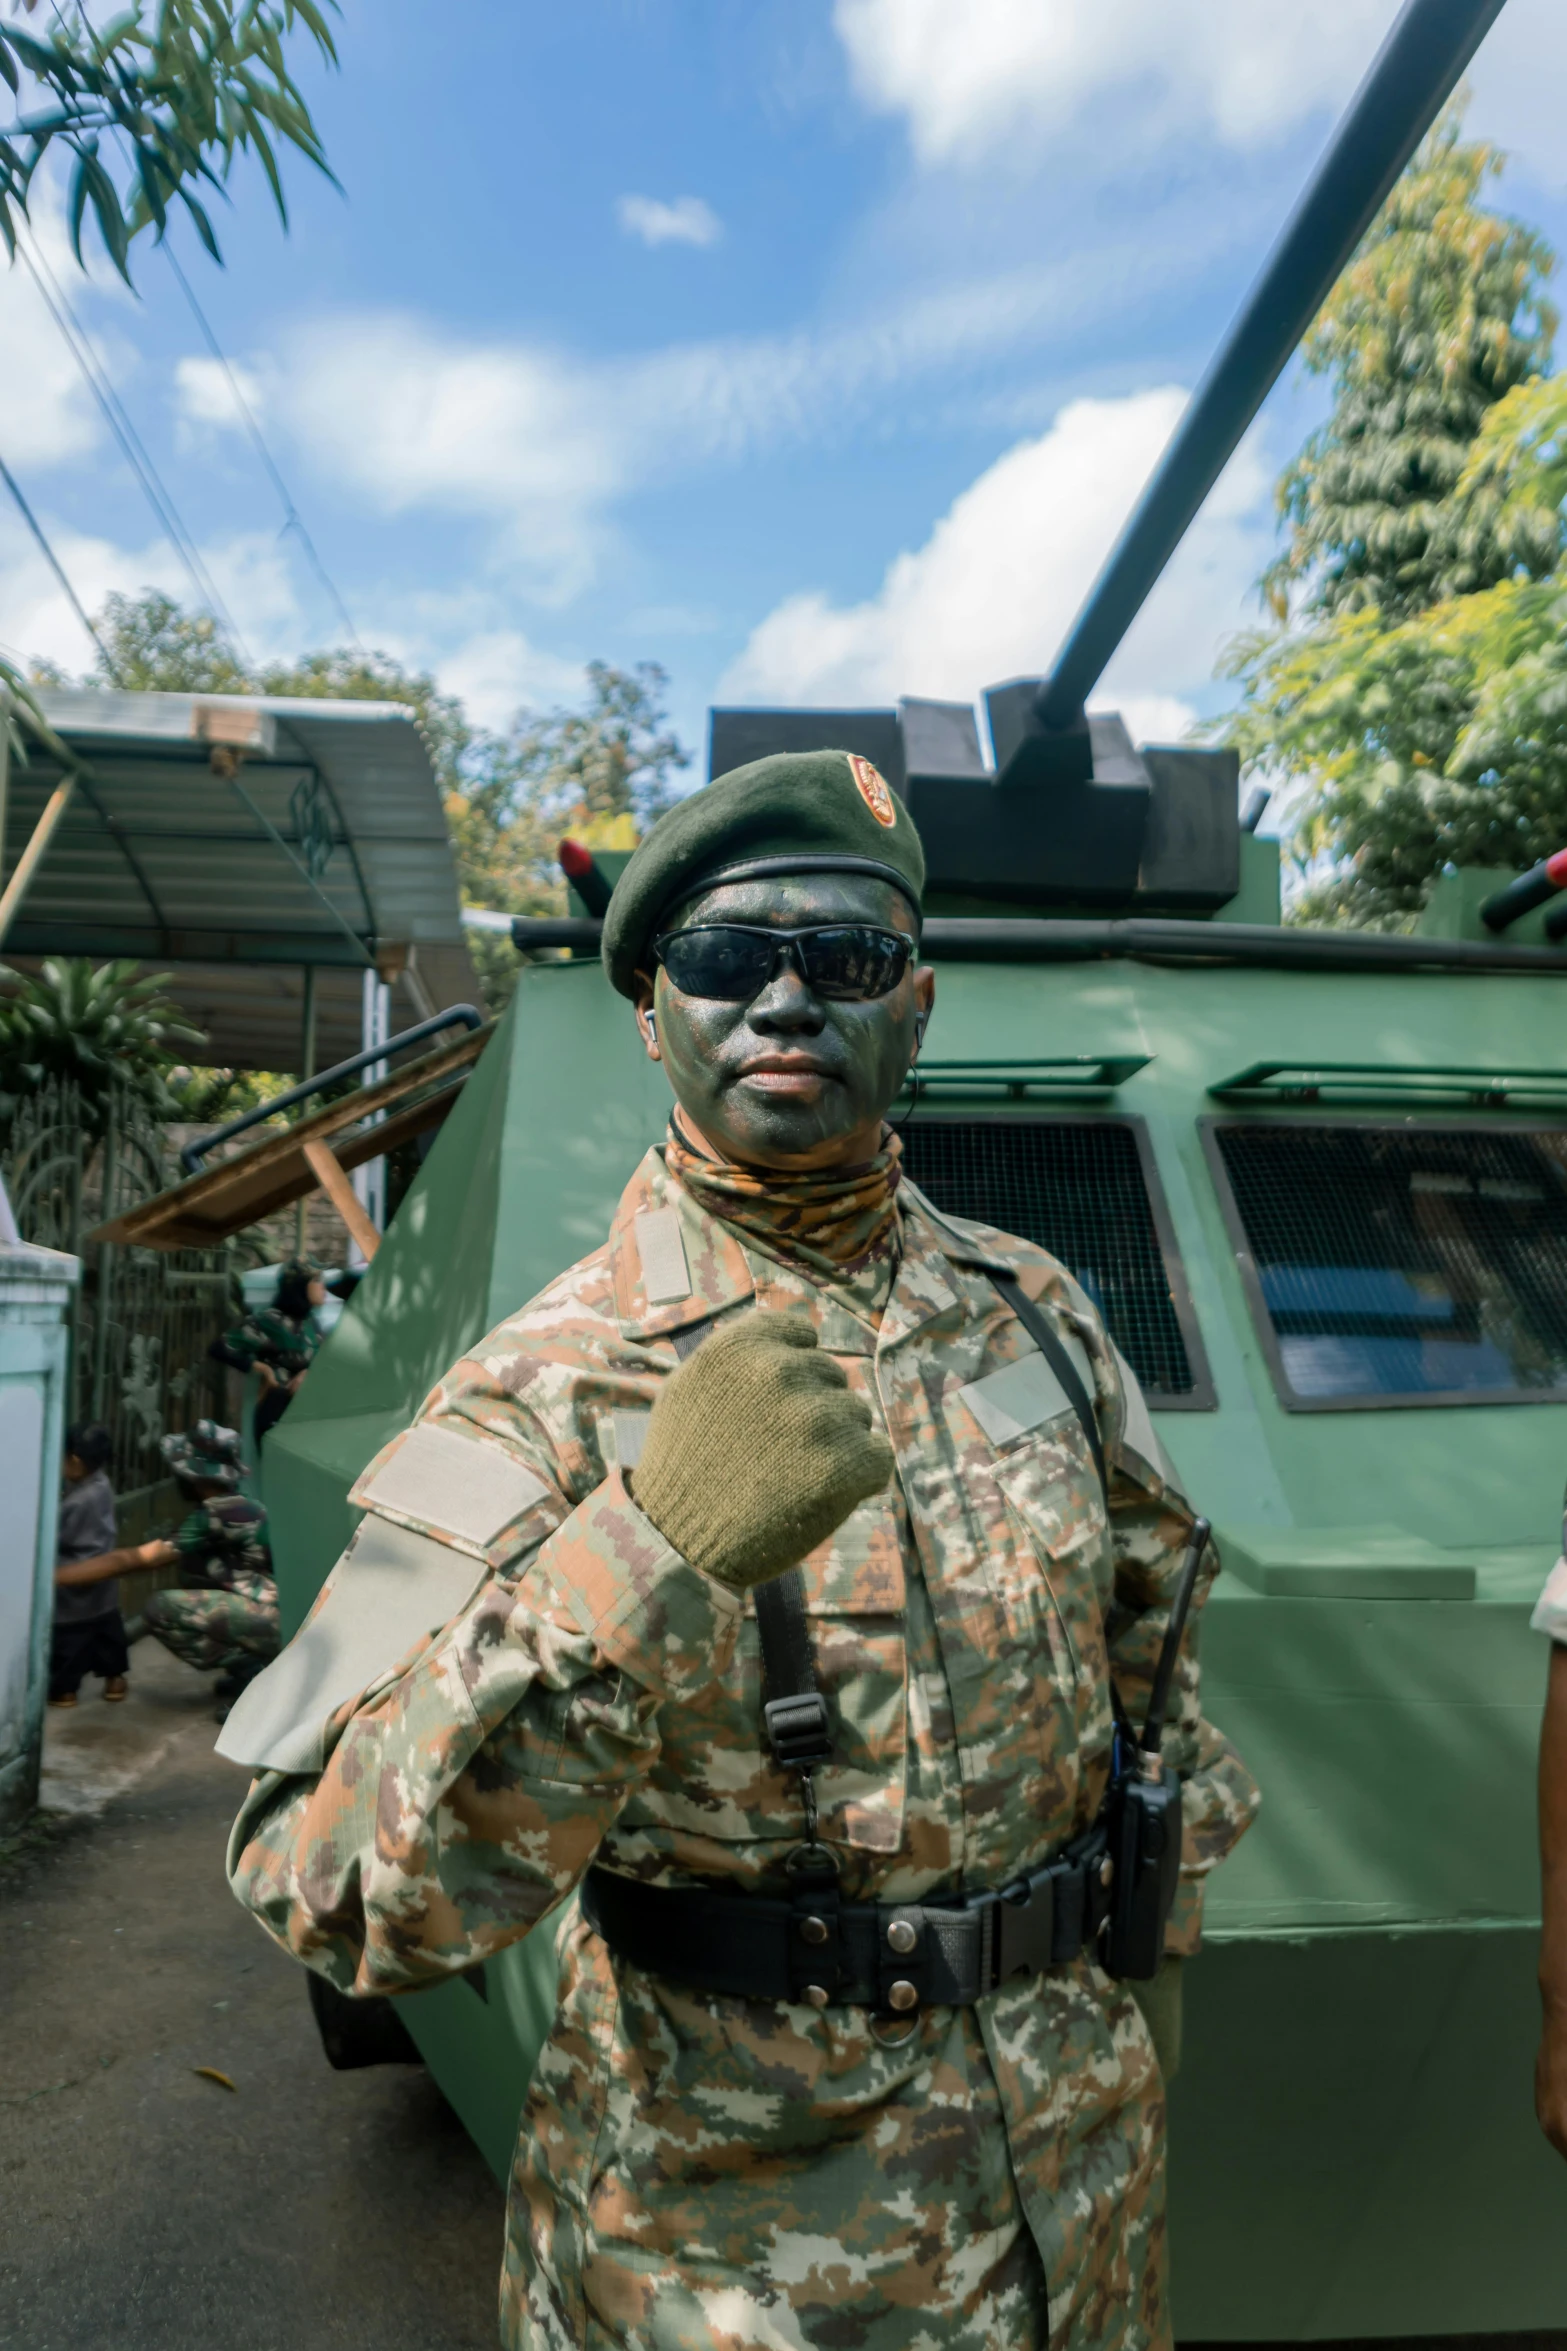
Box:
[601,749,926,998]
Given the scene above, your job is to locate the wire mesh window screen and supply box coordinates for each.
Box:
[1214,1123,1567,1402]
[898,1118,1196,1396]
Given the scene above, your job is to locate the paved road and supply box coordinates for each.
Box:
[0,1649,505,2351]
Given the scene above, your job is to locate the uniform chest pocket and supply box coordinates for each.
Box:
[953,1352,1111,1671]
[640,1494,909,1856]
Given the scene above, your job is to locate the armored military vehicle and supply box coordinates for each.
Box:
[260,0,1567,2334]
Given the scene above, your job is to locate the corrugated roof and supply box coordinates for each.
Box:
[1,689,482,1067]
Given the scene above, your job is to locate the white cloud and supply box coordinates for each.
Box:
[0,512,181,676]
[617,194,723,249]
[198,530,307,661]
[835,0,1567,199]
[718,388,1273,732]
[0,504,304,681]
[263,236,1174,605]
[174,354,267,429]
[834,0,1396,164]
[0,196,127,472]
[273,316,621,603]
[436,629,585,730]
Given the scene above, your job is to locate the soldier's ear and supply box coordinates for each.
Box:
[633,975,661,1060]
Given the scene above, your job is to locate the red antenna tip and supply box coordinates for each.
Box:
[558,838,593,878]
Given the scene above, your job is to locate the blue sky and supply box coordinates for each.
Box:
[3,0,1566,784]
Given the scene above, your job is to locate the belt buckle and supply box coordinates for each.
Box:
[990,1869,1057,1988]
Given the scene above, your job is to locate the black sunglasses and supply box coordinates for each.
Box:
[652,922,916,1003]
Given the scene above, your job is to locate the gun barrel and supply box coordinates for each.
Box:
[1034,0,1508,734]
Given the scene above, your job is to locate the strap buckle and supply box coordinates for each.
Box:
[764,1691,833,1771]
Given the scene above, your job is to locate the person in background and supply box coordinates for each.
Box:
[142,1424,279,1717]
[49,1423,164,1708]
[1532,1512,1567,2159]
[210,1260,326,1447]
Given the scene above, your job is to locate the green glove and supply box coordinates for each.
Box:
[631,1312,894,1593]
[1130,1955,1184,2082]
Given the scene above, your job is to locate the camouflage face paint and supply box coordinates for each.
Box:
[646,874,933,1170]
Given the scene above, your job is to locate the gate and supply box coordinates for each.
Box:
[1,1078,243,1512]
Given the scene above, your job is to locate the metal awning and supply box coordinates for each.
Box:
[0,689,481,1066]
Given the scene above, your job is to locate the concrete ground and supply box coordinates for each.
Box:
[0,1641,505,2351]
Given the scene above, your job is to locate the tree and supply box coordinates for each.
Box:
[1265,104,1557,626]
[1221,558,1567,929]
[439,660,689,1010]
[82,588,253,692]
[1219,112,1567,928]
[1,0,337,281]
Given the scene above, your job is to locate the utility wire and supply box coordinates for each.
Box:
[16,228,254,665]
[50,0,362,658]
[161,240,364,653]
[0,447,126,681]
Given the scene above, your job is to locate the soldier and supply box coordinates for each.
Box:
[142,1424,279,1708]
[210,1260,326,1446]
[222,750,1259,2351]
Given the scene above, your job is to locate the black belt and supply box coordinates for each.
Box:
[582,1828,1113,2013]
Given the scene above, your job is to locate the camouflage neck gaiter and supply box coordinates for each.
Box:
[665,1112,904,1285]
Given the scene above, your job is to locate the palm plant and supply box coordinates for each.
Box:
[0,957,207,1129]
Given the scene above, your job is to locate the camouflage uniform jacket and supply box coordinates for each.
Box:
[176,1495,275,1606]
[229,1146,1259,2351]
[210,1303,320,1383]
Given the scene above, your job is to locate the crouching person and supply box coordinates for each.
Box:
[221,754,1259,2351]
[143,1425,279,1713]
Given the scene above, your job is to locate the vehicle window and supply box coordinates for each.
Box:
[1211,1123,1567,1405]
[898,1117,1202,1401]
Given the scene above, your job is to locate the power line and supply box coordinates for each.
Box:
[49,0,362,658]
[161,241,364,653]
[16,228,254,665]
[0,447,125,681]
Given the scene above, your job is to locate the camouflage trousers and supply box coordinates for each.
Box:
[143,1584,280,1675]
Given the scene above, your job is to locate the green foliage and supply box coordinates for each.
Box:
[1265,105,1558,625]
[0,956,207,1127]
[164,1063,289,1123]
[1221,569,1567,927]
[0,0,338,282]
[88,589,251,692]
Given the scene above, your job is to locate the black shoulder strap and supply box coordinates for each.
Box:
[986,1269,1109,1505]
[674,1308,836,1781]
[755,1573,834,1770]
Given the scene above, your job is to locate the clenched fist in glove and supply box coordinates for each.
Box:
[630,1312,894,1593]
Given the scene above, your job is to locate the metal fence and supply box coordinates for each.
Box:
[2,1076,247,1509]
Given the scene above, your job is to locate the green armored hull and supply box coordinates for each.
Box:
[264,859,1567,2336]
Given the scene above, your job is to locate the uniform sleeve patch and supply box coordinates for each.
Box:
[610,1409,651,1472]
[635,1206,691,1304]
[353,1421,548,1549]
[214,1517,485,1773]
[1531,1556,1567,1644]
[959,1351,1071,1447]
